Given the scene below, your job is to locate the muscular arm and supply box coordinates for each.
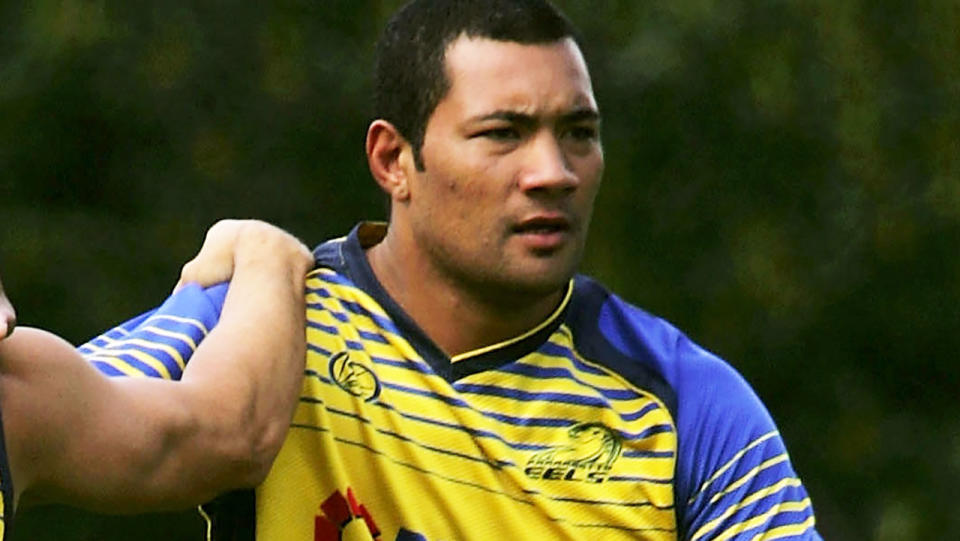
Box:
[0,220,312,512]
[0,279,14,339]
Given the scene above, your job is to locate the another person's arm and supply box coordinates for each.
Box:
[0,220,312,512]
[0,279,14,339]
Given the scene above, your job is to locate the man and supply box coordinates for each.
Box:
[0,220,312,540]
[90,1,822,539]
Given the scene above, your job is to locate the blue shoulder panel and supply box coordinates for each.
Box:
[567,276,678,418]
[571,275,820,540]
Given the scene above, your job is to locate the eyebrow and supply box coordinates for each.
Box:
[470,107,601,125]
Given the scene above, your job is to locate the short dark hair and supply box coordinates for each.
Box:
[373,0,581,170]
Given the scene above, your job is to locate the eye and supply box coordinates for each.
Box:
[565,125,599,142]
[474,127,521,142]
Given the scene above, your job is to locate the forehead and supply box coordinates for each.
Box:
[439,36,597,118]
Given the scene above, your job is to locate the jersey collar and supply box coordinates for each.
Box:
[341,222,572,382]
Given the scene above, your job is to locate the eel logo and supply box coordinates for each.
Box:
[524,422,622,483]
[329,351,381,402]
[314,488,381,541]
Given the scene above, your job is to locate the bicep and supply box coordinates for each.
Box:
[0,328,217,511]
[0,327,123,505]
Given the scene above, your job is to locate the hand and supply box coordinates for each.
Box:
[176,219,313,291]
[0,275,16,339]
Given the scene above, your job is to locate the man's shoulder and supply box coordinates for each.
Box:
[309,222,386,280]
[570,277,808,535]
[567,275,777,440]
[311,234,350,272]
[568,275,747,398]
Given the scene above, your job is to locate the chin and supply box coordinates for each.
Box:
[502,262,576,298]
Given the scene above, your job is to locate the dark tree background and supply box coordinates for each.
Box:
[1,1,957,539]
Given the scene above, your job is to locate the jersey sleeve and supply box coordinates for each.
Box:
[78,283,229,380]
[594,289,820,541]
[671,336,821,541]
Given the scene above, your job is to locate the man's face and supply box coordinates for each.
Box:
[404,36,604,302]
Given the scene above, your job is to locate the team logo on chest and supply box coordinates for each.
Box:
[524,422,622,483]
[329,351,381,402]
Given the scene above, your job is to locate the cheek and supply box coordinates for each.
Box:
[577,158,604,199]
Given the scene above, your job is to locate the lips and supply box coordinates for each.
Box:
[511,214,573,252]
[512,215,572,235]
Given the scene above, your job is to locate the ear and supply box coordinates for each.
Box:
[366,120,413,202]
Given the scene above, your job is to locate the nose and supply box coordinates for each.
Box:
[517,132,578,196]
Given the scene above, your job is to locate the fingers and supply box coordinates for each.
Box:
[175,219,244,291]
[230,222,314,289]
[176,219,312,291]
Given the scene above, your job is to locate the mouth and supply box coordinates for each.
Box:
[511,215,573,251]
[512,215,571,235]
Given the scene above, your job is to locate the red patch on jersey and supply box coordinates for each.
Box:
[315,487,381,541]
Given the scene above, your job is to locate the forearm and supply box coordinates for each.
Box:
[176,246,309,489]
[105,222,311,505]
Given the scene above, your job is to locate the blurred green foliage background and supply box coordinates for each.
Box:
[1,0,957,539]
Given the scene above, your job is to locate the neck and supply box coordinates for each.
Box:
[366,226,565,359]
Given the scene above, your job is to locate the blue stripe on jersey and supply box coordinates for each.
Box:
[290,422,547,512]
[89,336,188,371]
[92,353,164,378]
[381,381,472,409]
[496,362,647,401]
[622,423,675,440]
[751,504,816,532]
[307,332,433,374]
[339,300,402,335]
[79,323,137,350]
[706,460,798,517]
[310,270,354,288]
[357,329,389,344]
[567,523,676,534]
[304,368,333,386]
[455,376,665,422]
[551,495,674,510]
[622,449,675,459]
[622,401,664,422]
[369,354,433,375]
[706,495,814,541]
[379,379,674,436]
[320,308,351,324]
[309,296,403,338]
[717,486,811,534]
[306,350,430,387]
[695,440,793,510]
[374,425,515,469]
[311,386,521,470]
[82,283,228,380]
[300,388,553,453]
[307,342,334,357]
[473,410,576,428]
[375,407,552,452]
[304,366,665,456]
[537,342,607,376]
[91,361,126,377]
[607,475,673,484]
[307,320,339,335]
[452,382,610,407]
